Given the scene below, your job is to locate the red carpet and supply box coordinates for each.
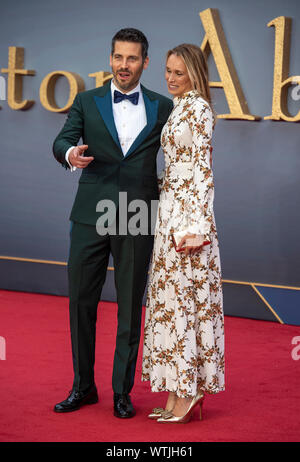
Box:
[0,289,299,442]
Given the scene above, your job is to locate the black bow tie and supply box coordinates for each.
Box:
[113,90,139,105]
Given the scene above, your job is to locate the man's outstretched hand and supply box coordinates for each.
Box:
[69,145,94,168]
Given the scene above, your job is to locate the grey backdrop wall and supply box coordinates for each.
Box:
[0,0,299,325]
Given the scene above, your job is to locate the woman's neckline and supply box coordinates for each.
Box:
[173,89,199,105]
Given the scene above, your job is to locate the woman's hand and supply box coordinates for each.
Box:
[175,234,205,255]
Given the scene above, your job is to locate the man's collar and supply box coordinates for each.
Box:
[111,79,142,96]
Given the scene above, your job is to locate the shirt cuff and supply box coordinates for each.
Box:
[65,146,77,172]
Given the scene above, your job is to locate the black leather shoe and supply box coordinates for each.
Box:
[54,384,98,413]
[113,393,136,418]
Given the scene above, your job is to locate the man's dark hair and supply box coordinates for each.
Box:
[111,28,149,61]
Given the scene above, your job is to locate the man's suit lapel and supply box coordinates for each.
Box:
[93,81,159,160]
[93,82,122,153]
[124,87,159,159]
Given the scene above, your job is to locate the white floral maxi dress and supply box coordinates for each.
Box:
[142,91,225,398]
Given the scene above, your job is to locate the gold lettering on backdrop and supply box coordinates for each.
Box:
[88,71,112,87]
[264,16,300,122]
[199,8,260,120]
[1,47,35,110]
[1,10,299,120]
[39,71,85,112]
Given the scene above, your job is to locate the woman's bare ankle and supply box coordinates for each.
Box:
[171,396,193,417]
[165,392,177,411]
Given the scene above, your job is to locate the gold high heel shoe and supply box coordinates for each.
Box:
[156,392,205,424]
[148,406,178,419]
[148,407,166,419]
[148,392,177,419]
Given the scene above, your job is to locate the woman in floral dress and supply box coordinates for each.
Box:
[142,44,224,423]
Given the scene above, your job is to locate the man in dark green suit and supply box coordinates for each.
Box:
[53,28,173,417]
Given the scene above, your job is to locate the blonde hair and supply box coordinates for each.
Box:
[166,44,216,121]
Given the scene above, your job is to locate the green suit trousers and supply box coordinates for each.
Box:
[68,221,154,394]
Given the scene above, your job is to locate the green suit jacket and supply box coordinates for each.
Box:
[53,80,173,227]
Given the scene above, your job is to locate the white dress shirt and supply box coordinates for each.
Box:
[65,80,147,171]
[111,80,147,154]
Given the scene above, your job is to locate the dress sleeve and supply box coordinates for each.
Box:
[185,100,214,244]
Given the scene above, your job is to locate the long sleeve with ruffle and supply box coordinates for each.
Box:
[185,100,214,244]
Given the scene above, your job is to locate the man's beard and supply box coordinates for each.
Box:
[112,66,143,92]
